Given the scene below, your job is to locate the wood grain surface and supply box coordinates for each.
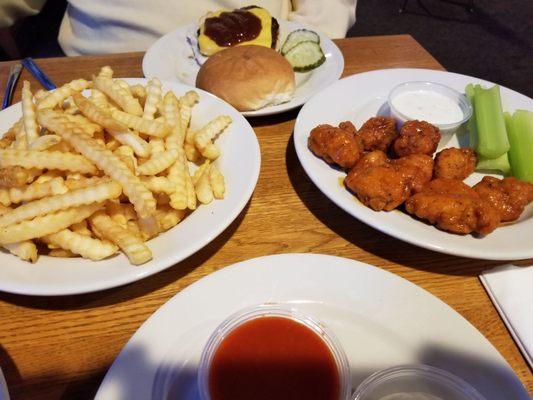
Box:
[0,35,531,399]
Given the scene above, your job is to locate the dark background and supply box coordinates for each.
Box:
[2,0,533,97]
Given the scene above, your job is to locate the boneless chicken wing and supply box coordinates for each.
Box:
[357,116,398,152]
[434,147,477,180]
[344,151,434,211]
[308,121,363,169]
[405,178,500,235]
[473,176,533,222]
[393,120,441,157]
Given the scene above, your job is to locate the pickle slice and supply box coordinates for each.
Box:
[281,29,320,55]
[284,41,326,72]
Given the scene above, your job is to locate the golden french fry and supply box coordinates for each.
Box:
[70,220,92,236]
[34,89,47,101]
[194,162,213,205]
[0,180,121,228]
[0,203,102,244]
[155,193,170,205]
[155,205,185,231]
[110,109,171,138]
[192,160,210,185]
[193,115,232,154]
[143,78,162,120]
[130,84,147,105]
[0,166,40,187]
[33,170,62,184]
[0,177,67,206]
[94,76,143,116]
[114,145,137,172]
[37,79,90,110]
[141,176,175,194]
[98,66,113,79]
[28,134,62,151]
[21,81,39,145]
[89,89,110,110]
[3,240,38,262]
[105,200,137,227]
[48,248,76,257]
[115,79,131,94]
[64,176,108,191]
[7,116,27,150]
[43,228,118,261]
[201,143,221,160]
[161,92,180,127]
[180,90,199,107]
[63,114,103,136]
[0,149,97,174]
[38,110,156,219]
[209,164,225,199]
[89,210,152,265]
[0,129,16,149]
[137,148,178,176]
[149,138,165,154]
[61,97,79,115]
[0,204,10,215]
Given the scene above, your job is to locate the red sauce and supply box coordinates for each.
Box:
[208,316,340,400]
[204,9,262,47]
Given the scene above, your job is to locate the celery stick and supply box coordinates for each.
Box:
[505,110,533,183]
[465,84,477,148]
[476,153,511,175]
[474,84,510,158]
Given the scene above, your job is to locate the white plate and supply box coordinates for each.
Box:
[0,78,260,296]
[294,68,533,260]
[95,254,529,400]
[142,20,344,117]
[0,368,8,400]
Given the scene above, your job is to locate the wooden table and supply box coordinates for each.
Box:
[0,35,531,399]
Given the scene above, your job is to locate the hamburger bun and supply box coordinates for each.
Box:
[196,45,295,111]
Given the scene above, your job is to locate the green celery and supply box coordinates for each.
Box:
[505,110,533,183]
[474,84,510,158]
[476,153,511,175]
[465,84,477,148]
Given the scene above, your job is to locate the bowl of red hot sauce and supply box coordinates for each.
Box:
[198,304,352,400]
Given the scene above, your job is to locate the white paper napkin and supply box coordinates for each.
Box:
[480,264,533,368]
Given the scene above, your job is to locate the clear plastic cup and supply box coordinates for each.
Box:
[352,364,486,400]
[198,303,352,400]
[388,81,473,142]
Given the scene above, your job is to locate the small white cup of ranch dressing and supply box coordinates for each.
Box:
[388,81,472,144]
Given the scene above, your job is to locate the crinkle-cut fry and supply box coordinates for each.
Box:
[185,170,196,210]
[161,92,180,127]
[33,170,62,184]
[105,138,120,151]
[3,240,38,262]
[209,164,225,199]
[63,114,102,136]
[46,140,72,153]
[98,66,113,79]
[130,84,146,104]
[149,138,165,154]
[194,162,213,205]
[201,143,221,160]
[0,203,102,244]
[89,210,152,265]
[105,200,137,228]
[114,145,137,172]
[184,142,200,162]
[115,79,131,94]
[155,206,185,232]
[38,110,156,218]
[65,176,108,191]
[48,248,76,257]
[165,125,185,152]
[143,78,162,120]
[9,116,27,150]
[180,90,200,107]
[0,180,122,228]
[167,153,188,210]
[37,79,91,110]
[94,76,143,116]
[141,176,175,194]
[0,166,40,187]
[138,215,160,239]
[155,193,170,205]
[34,89,47,101]
[0,128,16,149]
[137,148,178,176]
[90,89,110,110]
[0,149,97,174]
[0,204,10,215]
[70,220,92,237]
[28,134,62,151]
[108,129,150,157]
[0,177,67,206]
[110,109,171,137]
[43,228,118,261]
[194,115,232,153]
[21,81,39,145]
[61,97,79,115]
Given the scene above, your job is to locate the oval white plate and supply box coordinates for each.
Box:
[0,78,260,296]
[95,254,528,400]
[294,68,533,260]
[0,368,9,400]
[142,20,344,117]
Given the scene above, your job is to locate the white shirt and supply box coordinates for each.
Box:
[58,0,356,56]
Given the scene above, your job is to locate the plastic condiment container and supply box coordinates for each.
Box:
[198,303,352,400]
[352,364,486,400]
[388,81,473,141]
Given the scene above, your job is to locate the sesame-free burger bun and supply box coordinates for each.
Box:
[196,45,295,111]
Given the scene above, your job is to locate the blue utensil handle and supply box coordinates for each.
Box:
[2,64,22,110]
[21,58,57,90]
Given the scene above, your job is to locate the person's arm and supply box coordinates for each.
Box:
[0,0,46,28]
[288,0,356,38]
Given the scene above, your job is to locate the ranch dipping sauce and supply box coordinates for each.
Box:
[391,90,464,125]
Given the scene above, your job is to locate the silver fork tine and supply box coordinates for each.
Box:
[2,63,23,110]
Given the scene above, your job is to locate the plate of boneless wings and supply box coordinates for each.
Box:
[0,67,260,296]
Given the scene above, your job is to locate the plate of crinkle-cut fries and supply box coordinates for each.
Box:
[0,66,260,296]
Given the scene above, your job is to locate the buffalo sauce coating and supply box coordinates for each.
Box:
[204,9,262,47]
[209,316,340,400]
